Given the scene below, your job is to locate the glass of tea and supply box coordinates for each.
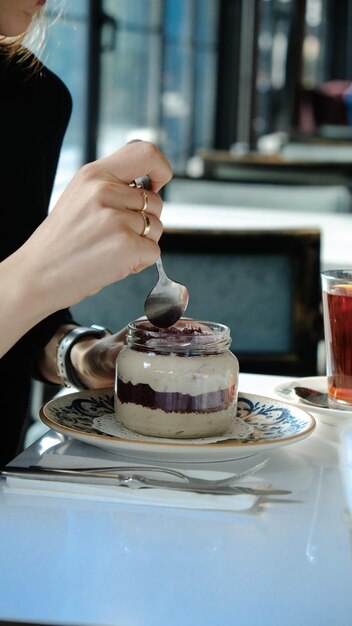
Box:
[321,269,352,409]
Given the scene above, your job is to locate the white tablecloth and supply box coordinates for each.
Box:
[0,373,351,626]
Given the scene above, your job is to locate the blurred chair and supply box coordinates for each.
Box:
[164,175,351,212]
[71,227,322,377]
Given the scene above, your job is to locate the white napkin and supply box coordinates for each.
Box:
[3,453,268,513]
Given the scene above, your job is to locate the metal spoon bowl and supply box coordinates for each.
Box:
[144,257,189,327]
[294,386,330,408]
[294,385,352,413]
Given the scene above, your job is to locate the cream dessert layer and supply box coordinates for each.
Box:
[115,351,238,438]
[115,318,239,438]
[117,348,236,395]
[115,397,234,438]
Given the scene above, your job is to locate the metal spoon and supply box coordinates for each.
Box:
[294,386,330,408]
[144,257,189,327]
[131,175,189,328]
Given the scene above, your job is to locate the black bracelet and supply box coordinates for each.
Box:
[56,325,107,389]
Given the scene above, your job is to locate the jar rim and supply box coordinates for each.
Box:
[127,318,232,355]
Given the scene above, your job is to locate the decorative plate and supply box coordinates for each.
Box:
[40,388,316,463]
[272,376,352,427]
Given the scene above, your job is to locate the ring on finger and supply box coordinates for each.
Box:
[141,191,148,212]
[140,211,151,238]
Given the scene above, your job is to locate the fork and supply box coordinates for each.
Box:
[26,458,269,490]
[1,464,290,496]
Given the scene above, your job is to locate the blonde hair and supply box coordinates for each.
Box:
[0,0,65,65]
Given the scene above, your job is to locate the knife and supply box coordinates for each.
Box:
[1,466,291,496]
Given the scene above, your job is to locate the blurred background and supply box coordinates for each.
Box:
[39,0,352,205]
[27,0,352,436]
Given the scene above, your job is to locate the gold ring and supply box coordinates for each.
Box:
[141,191,148,212]
[140,211,151,238]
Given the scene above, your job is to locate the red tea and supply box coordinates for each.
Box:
[323,283,352,404]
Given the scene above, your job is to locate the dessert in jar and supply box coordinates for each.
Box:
[115,318,239,438]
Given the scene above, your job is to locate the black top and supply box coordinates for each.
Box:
[0,51,73,465]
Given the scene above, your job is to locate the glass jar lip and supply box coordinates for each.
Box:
[129,317,230,335]
[126,318,232,354]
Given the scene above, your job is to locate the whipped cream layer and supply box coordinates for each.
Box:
[115,348,238,438]
[117,348,236,395]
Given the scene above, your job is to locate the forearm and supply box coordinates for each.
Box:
[0,247,57,358]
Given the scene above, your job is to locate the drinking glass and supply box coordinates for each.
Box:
[321,269,352,408]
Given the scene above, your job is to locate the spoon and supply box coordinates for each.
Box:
[144,257,189,327]
[131,175,189,327]
[294,386,330,408]
[132,177,189,327]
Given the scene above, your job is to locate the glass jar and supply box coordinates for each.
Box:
[115,318,239,438]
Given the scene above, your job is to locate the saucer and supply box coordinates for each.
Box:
[40,388,316,463]
[272,376,352,428]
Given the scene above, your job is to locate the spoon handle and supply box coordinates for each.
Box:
[131,175,151,190]
[156,257,167,280]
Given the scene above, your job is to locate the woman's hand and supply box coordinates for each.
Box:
[27,140,172,309]
[69,329,128,389]
[1,141,172,356]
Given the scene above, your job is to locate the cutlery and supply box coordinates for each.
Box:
[131,175,189,328]
[1,466,290,496]
[144,257,189,328]
[294,386,330,408]
[19,458,269,490]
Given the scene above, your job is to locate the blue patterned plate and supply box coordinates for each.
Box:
[40,389,316,463]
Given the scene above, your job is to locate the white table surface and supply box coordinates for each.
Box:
[0,372,351,626]
[162,202,352,270]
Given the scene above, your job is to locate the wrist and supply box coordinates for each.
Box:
[37,324,77,385]
[69,336,100,389]
[56,325,108,389]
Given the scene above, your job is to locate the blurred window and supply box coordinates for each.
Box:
[39,0,89,203]
[99,0,219,173]
[37,0,352,196]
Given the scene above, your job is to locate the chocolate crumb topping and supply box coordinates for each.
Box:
[136,320,212,335]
